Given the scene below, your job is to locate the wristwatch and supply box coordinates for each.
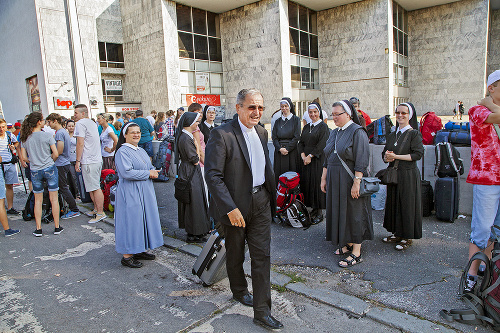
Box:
[354,176,362,180]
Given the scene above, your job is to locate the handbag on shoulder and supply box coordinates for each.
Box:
[337,153,380,197]
[174,167,195,204]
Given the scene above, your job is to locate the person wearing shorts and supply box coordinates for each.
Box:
[0,167,20,237]
[74,104,106,224]
[0,119,20,215]
[465,70,500,291]
[20,112,63,237]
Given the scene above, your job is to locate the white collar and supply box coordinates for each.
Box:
[397,124,412,134]
[204,120,214,128]
[281,113,293,121]
[238,117,255,134]
[182,128,194,139]
[341,120,354,131]
[123,143,139,150]
[311,119,322,127]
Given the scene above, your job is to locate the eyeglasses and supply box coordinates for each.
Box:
[395,111,409,115]
[331,111,346,117]
[241,104,265,112]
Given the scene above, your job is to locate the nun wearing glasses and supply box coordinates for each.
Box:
[382,102,423,251]
[298,102,329,224]
[321,100,372,267]
[199,105,218,144]
[272,97,301,183]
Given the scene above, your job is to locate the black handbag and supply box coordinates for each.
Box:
[337,153,380,197]
[375,129,412,185]
[174,166,195,204]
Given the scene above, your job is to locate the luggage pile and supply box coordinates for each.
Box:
[433,142,464,222]
[419,112,443,145]
[275,172,311,229]
[366,115,393,145]
[152,135,174,182]
[435,121,471,146]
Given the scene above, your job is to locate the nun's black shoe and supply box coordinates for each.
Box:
[121,256,143,268]
[310,209,318,218]
[312,214,324,225]
[253,315,283,330]
[133,252,156,260]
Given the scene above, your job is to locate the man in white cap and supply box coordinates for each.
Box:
[463,70,500,292]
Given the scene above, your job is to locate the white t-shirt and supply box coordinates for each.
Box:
[146,116,155,127]
[74,118,102,164]
[100,126,115,158]
[0,132,17,163]
[302,110,329,124]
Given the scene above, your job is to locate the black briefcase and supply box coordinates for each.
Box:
[192,230,227,286]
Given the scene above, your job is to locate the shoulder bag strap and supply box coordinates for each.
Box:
[392,129,412,170]
[446,143,459,174]
[337,153,355,180]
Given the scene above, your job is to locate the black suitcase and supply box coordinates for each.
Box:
[434,177,459,222]
[192,230,227,286]
[76,171,92,203]
[421,180,434,217]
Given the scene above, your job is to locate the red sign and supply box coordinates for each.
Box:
[186,94,221,106]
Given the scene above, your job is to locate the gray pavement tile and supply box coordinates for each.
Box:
[270,271,291,287]
[286,282,370,316]
[179,244,203,257]
[163,235,187,249]
[366,307,455,333]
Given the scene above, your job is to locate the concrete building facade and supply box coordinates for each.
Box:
[0,0,499,123]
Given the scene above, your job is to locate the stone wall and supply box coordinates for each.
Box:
[317,0,390,119]
[408,0,489,115]
[488,9,500,75]
[220,0,287,122]
[96,0,123,44]
[120,0,172,114]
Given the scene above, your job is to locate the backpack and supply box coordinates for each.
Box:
[366,116,393,144]
[101,169,118,211]
[276,172,303,212]
[152,138,172,182]
[434,142,464,178]
[440,227,500,331]
[284,199,311,228]
[419,112,443,145]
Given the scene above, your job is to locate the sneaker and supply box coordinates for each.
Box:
[88,212,106,224]
[7,208,20,215]
[62,211,81,219]
[464,275,478,292]
[54,226,64,235]
[84,209,96,217]
[5,228,20,237]
[33,229,42,237]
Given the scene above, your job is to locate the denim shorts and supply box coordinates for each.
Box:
[470,184,500,249]
[139,141,153,157]
[31,164,59,194]
[0,167,6,199]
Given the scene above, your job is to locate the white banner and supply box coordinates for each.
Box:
[105,80,122,91]
[196,73,209,93]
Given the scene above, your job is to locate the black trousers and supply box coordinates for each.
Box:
[223,187,272,318]
[57,164,78,212]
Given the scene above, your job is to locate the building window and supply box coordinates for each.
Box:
[393,2,408,87]
[98,42,124,68]
[102,79,123,102]
[289,2,318,90]
[177,4,223,95]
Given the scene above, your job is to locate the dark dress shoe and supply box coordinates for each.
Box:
[253,315,283,330]
[233,293,253,307]
[133,252,156,260]
[121,256,143,268]
[313,214,324,224]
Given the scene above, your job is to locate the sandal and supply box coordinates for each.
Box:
[382,235,402,243]
[338,253,363,267]
[335,244,353,255]
[395,239,412,251]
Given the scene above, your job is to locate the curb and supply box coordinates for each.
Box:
[80,203,456,333]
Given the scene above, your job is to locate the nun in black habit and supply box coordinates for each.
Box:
[321,100,372,267]
[382,103,424,251]
[272,97,301,183]
[198,105,218,144]
[175,112,210,243]
[298,102,330,224]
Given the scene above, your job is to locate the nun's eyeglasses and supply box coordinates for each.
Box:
[331,111,346,117]
[395,111,409,115]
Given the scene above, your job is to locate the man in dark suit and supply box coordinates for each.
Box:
[205,89,282,330]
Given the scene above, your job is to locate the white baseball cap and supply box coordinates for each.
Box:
[487,70,500,87]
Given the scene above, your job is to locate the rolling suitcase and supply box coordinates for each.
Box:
[434,177,459,222]
[76,171,92,203]
[421,180,434,217]
[192,230,227,286]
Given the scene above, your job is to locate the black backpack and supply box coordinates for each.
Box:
[366,115,393,145]
[440,227,500,330]
[434,142,464,178]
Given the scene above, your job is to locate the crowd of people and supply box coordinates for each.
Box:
[3,70,500,330]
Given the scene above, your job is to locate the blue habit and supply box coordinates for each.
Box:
[114,145,163,254]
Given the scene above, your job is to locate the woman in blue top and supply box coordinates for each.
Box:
[114,122,163,268]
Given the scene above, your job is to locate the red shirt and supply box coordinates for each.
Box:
[467,105,500,185]
[358,110,372,125]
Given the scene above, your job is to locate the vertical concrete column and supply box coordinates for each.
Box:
[279,0,292,99]
[161,0,181,109]
[64,0,90,109]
